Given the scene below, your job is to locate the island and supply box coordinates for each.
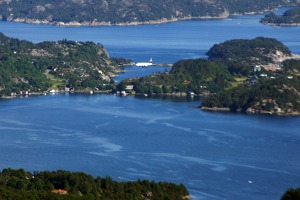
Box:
[0,168,190,200]
[0,32,120,97]
[0,0,299,26]
[117,37,300,116]
[260,7,300,26]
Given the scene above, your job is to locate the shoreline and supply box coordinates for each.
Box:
[199,106,300,116]
[3,13,231,27]
[261,22,300,27]
[2,6,292,27]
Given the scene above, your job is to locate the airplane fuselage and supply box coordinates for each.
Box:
[135,62,153,67]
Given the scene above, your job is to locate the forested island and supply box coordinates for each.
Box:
[261,7,300,26]
[0,0,299,26]
[117,37,300,115]
[0,168,189,200]
[0,32,119,97]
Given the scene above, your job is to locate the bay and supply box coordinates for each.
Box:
[0,94,299,200]
[0,7,300,200]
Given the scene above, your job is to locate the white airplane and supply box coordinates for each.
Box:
[135,58,154,67]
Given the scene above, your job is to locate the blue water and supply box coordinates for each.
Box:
[0,7,300,200]
[0,94,299,200]
[1,7,300,64]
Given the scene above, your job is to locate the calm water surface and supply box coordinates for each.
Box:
[0,94,299,200]
[0,7,300,200]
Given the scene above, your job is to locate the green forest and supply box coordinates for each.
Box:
[0,168,189,200]
[117,37,300,115]
[0,32,118,96]
[0,0,299,25]
[261,8,300,26]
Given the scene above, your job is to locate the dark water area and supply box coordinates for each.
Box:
[0,7,300,200]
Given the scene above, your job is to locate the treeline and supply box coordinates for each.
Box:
[261,8,300,26]
[0,168,189,200]
[0,33,117,96]
[0,0,299,25]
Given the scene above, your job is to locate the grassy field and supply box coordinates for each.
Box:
[229,76,247,88]
[46,73,66,90]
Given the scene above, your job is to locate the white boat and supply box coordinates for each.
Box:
[135,58,154,67]
[121,91,127,96]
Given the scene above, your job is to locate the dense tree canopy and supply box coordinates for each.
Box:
[0,168,189,200]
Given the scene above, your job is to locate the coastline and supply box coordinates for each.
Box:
[199,106,300,116]
[2,6,291,27]
[262,22,300,27]
[5,13,230,27]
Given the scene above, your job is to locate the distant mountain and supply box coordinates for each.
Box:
[0,0,299,26]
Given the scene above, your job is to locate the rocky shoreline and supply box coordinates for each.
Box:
[199,106,300,116]
[262,22,300,27]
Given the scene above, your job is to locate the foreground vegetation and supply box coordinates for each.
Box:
[0,0,299,26]
[0,32,118,97]
[261,7,300,26]
[281,187,300,200]
[118,37,300,115]
[0,168,189,200]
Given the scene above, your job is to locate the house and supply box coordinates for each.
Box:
[51,189,68,195]
[125,85,134,90]
[260,73,267,77]
[254,65,262,72]
[183,80,191,84]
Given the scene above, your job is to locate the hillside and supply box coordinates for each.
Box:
[203,39,300,115]
[0,168,189,200]
[117,37,300,115]
[260,7,300,26]
[206,37,293,75]
[0,32,118,97]
[0,0,299,26]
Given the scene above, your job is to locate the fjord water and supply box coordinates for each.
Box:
[0,7,300,200]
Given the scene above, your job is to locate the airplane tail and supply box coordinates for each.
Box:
[149,58,153,63]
